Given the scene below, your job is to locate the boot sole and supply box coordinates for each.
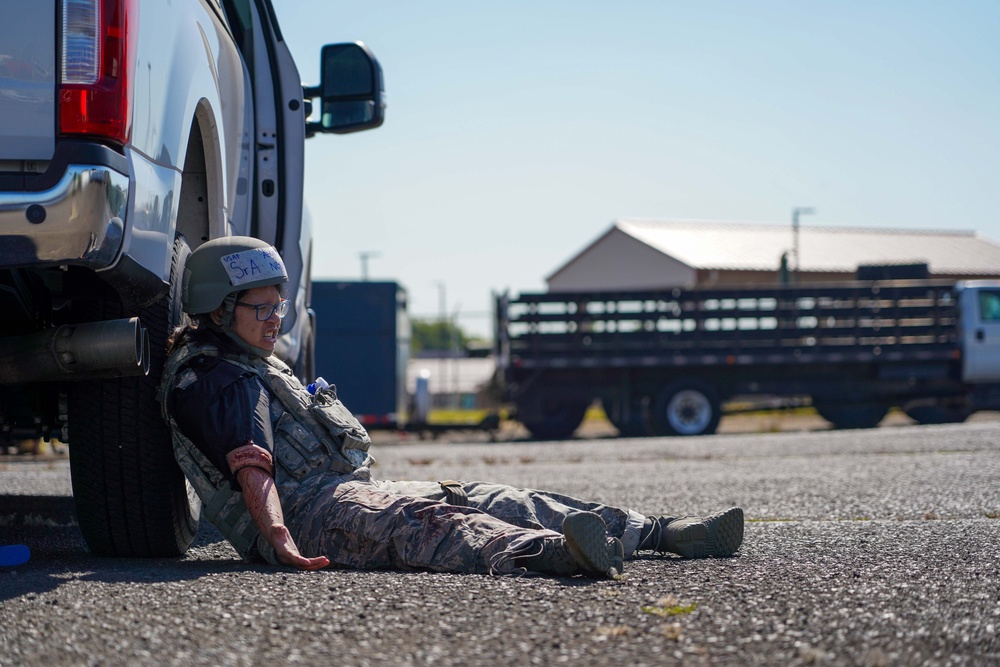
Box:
[674,507,744,558]
[563,512,624,578]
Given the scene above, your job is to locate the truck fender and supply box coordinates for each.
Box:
[124,4,250,282]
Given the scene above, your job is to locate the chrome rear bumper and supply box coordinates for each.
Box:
[0,165,129,270]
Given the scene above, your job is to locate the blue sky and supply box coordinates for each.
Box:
[269,1,1000,337]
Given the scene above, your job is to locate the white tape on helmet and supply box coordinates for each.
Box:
[220,247,287,287]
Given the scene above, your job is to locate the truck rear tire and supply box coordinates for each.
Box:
[650,380,721,436]
[813,400,888,430]
[519,401,589,440]
[68,236,199,557]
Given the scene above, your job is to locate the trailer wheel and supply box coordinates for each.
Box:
[813,400,888,430]
[651,381,721,436]
[606,396,651,437]
[519,401,589,440]
[68,236,200,557]
[902,403,970,425]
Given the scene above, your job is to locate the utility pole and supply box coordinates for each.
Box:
[791,207,815,282]
[451,303,462,410]
[435,281,449,405]
[359,251,380,281]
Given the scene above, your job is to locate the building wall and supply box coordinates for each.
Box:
[547,228,697,291]
[696,269,1000,287]
[696,268,851,286]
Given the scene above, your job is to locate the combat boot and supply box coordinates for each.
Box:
[520,511,624,578]
[636,507,744,558]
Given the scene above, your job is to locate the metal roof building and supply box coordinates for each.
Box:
[546,218,1000,291]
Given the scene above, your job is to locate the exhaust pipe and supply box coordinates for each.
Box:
[0,318,149,384]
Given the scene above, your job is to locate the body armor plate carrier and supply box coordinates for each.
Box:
[158,339,373,563]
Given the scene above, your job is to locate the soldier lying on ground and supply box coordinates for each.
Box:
[160,237,744,578]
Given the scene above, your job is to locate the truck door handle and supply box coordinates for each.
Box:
[976,329,985,342]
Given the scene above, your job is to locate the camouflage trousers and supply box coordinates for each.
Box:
[277,467,646,574]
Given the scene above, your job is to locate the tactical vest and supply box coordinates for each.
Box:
[158,338,373,563]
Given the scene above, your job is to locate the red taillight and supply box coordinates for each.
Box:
[59,0,137,145]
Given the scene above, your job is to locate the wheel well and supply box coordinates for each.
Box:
[176,120,212,248]
[177,108,225,250]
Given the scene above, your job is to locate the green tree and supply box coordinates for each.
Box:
[410,319,470,354]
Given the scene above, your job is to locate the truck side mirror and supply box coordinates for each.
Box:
[305,41,385,135]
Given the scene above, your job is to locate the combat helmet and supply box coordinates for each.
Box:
[182,236,288,356]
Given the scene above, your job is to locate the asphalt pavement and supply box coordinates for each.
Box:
[1,420,998,666]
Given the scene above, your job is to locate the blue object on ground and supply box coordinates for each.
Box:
[0,544,30,566]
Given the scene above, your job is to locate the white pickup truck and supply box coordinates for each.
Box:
[0,0,384,556]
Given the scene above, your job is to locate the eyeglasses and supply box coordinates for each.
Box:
[235,299,290,321]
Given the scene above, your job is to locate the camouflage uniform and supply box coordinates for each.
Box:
[161,337,645,574]
[285,473,644,573]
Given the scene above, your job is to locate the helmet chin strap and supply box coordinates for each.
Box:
[218,294,275,358]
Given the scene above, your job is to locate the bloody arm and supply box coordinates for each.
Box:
[228,445,330,571]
